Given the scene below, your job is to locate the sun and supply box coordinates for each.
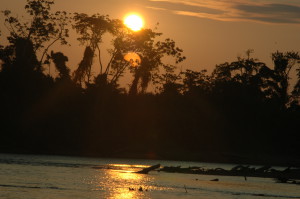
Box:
[124,14,144,31]
[124,52,141,67]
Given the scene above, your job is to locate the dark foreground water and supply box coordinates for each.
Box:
[0,153,299,199]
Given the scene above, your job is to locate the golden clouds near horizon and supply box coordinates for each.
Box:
[124,14,144,31]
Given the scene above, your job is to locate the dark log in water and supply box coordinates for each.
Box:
[136,164,161,174]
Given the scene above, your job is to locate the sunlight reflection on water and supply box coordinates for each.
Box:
[99,165,151,199]
[94,164,174,199]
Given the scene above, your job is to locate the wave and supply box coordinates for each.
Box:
[0,158,95,168]
[0,184,65,190]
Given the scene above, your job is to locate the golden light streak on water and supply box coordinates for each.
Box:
[102,165,150,199]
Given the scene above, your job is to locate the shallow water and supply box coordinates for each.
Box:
[0,153,299,199]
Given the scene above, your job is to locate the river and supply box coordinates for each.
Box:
[0,153,299,199]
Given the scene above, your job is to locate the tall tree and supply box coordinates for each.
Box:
[270,51,300,108]
[1,0,70,66]
[72,13,120,85]
[113,29,186,94]
[73,14,186,93]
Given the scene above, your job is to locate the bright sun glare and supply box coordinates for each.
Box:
[124,14,144,31]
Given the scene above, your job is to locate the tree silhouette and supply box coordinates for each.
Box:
[1,0,70,65]
[182,69,211,95]
[73,14,186,93]
[115,29,186,94]
[73,46,94,85]
[152,64,182,95]
[271,51,300,108]
[1,0,300,164]
[292,65,300,106]
[49,51,70,80]
[72,13,120,85]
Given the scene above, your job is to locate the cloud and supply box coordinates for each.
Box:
[146,0,300,24]
[147,0,224,15]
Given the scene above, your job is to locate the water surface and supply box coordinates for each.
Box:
[0,153,299,199]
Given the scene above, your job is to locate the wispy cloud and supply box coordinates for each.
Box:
[146,0,300,24]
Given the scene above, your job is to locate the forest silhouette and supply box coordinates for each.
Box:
[1,0,300,166]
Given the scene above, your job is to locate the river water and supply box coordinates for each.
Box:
[0,153,299,199]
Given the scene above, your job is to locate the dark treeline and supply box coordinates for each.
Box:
[1,0,300,166]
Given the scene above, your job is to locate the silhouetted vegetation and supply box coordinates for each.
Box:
[1,0,300,166]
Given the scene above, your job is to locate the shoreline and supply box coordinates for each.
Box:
[157,165,300,182]
[1,149,300,168]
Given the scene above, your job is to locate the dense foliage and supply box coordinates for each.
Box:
[1,0,300,165]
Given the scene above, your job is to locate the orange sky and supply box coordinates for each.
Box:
[1,0,300,86]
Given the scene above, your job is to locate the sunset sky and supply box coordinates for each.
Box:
[1,0,300,79]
